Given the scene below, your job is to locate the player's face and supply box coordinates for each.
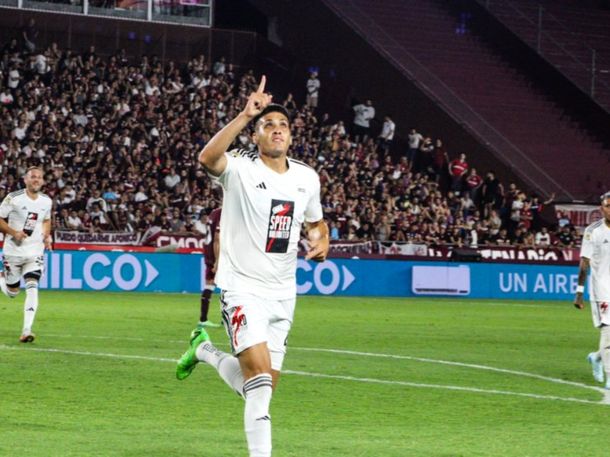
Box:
[253,111,292,158]
[602,197,610,223]
[24,169,44,193]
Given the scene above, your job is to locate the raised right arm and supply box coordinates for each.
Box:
[199,75,272,176]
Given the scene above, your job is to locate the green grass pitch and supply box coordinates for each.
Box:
[0,291,607,456]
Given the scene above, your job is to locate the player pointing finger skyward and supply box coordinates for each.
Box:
[176,76,329,457]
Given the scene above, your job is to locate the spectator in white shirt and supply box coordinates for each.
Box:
[0,90,13,105]
[12,120,27,141]
[8,66,20,89]
[535,227,551,246]
[194,212,212,244]
[213,57,226,75]
[164,168,180,189]
[306,71,321,109]
[86,189,108,212]
[67,210,83,231]
[352,99,375,141]
[378,115,395,154]
[408,128,424,164]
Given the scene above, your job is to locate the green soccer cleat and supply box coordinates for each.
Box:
[176,327,211,380]
[198,320,222,329]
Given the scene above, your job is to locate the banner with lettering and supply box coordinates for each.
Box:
[54,231,141,245]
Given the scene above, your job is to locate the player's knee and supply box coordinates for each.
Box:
[24,271,41,283]
[238,343,272,378]
[6,281,20,298]
[24,272,40,294]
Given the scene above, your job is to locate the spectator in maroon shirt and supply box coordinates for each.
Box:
[465,167,483,204]
[200,207,222,328]
[448,153,468,193]
[431,138,449,190]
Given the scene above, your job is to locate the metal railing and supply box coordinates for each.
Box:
[322,0,574,200]
[478,0,610,112]
[0,0,212,27]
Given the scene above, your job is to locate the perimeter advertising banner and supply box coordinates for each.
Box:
[35,251,206,293]
[2,251,583,300]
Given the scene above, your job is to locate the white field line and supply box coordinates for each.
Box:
[0,344,608,406]
[39,333,607,396]
[292,347,605,394]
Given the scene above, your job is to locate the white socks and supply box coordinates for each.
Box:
[600,326,610,378]
[22,281,39,334]
[196,342,245,397]
[196,342,273,457]
[243,374,273,457]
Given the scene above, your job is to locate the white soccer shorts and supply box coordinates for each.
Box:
[591,300,610,328]
[220,290,296,371]
[2,255,44,286]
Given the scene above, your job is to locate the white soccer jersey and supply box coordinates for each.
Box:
[0,189,52,257]
[213,149,323,299]
[581,219,610,303]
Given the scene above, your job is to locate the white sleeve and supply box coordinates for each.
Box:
[580,227,594,259]
[304,173,323,223]
[44,201,52,221]
[210,150,240,190]
[0,195,13,219]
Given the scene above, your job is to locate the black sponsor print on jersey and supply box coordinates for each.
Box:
[265,199,294,253]
[23,212,39,236]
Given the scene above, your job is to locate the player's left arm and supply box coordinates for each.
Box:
[212,227,220,273]
[574,256,589,309]
[43,217,53,251]
[305,219,329,262]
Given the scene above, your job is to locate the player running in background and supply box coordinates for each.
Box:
[0,166,53,342]
[176,76,329,457]
[198,207,221,328]
[574,191,610,389]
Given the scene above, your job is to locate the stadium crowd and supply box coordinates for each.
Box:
[0,36,581,248]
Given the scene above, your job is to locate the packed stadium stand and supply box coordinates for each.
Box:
[320,0,610,201]
[3,0,606,251]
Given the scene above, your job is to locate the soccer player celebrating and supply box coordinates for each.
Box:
[0,166,53,342]
[176,76,329,457]
[574,191,610,389]
[198,206,221,328]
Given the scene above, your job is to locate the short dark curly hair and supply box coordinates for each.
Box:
[252,103,290,125]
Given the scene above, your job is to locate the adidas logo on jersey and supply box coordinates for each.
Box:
[256,182,267,190]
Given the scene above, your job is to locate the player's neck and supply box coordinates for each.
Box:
[605,218,610,228]
[259,154,288,174]
[25,189,39,200]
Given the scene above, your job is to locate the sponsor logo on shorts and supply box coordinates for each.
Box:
[231,306,247,347]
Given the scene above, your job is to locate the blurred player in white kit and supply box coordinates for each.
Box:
[0,166,53,342]
[574,191,610,389]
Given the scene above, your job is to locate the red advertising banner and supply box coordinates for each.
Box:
[424,245,580,263]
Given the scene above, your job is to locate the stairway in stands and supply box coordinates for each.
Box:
[321,0,609,200]
[479,0,610,112]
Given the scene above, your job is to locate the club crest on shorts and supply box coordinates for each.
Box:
[231,306,247,348]
[265,199,294,253]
